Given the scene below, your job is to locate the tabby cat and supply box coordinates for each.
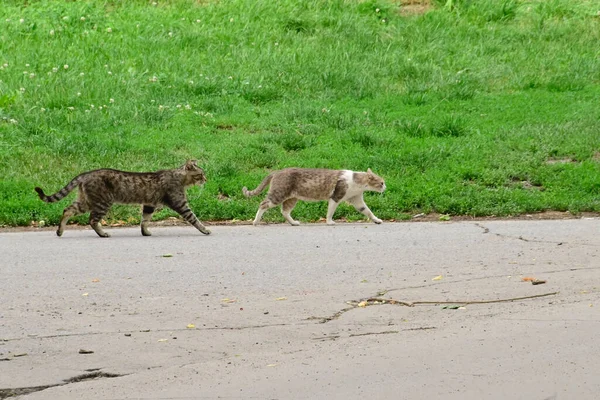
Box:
[242,168,385,226]
[35,160,211,238]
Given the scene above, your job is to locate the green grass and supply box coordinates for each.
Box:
[1,0,599,226]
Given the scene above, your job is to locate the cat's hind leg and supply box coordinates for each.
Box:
[253,198,277,226]
[281,198,300,226]
[57,201,88,237]
[140,205,155,236]
[347,195,382,224]
[89,204,112,238]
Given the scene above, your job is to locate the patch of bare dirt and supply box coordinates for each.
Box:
[399,0,433,16]
[545,157,577,165]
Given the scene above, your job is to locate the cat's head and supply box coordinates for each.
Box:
[182,159,207,186]
[366,168,386,193]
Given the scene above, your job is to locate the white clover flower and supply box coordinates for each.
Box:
[80,72,84,76]
[3,63,7,67]
[63,16,69,21]
[168,32,173,37]
[104,64,108,68]
[52,67,58,73]
[9,118,18,124]
[23,71,28,75]
[106,27,112,33]
[230,18,234,22]
[158,105,164,110]
[29,73,35,79]
[177,104,182,108]
[376,8,380,13]
[152,2,157,5]
[196,19,201,23]
[81,17,86,21]
[185,104,191,110]
[49,29,55,35]
[228,76,233,79]
[149,76,158,82]
[109,98,114,103]
[20,87,25,92]
[90,104,95,108]
[189,80,194,84]
[108,71,112,75]
[64,64,69,69]
[77,92,81,96]
[382,19,386,23]
[41,108,46,112]
[67,106,75,111]
[5,19,10,22]
[25,63,30,67]
[20,18,25,24]
[274,42,279,46]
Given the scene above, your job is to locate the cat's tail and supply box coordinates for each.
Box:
[35,174,84,203]
[242,173,273,197]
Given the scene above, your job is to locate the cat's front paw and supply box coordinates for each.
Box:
[326,220,336,226]
[202,228,211,235]
[290,220,300,226]
[372,217,383,224]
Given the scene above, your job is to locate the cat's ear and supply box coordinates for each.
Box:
[185,159,198,170]
[367,168,373,174]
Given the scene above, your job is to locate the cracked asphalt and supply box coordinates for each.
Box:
[1,219,600,399]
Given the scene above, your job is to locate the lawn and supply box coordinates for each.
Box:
[1,0,599,226]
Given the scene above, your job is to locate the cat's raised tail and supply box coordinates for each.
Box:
[242,173,273,197]
[35,174,85,203]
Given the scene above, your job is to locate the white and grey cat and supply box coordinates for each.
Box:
[242,168,386,226]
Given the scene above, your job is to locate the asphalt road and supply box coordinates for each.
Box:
[1,219,600,399]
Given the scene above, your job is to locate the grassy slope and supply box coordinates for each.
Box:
[0,0,599,226]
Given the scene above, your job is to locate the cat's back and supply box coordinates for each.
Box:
[272,168,343,200]
[81,168,166,203]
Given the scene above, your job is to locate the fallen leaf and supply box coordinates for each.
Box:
[157,339,168,342]
[78,349,94,354]
[13,353,28,357]
[275,297,287,301]
[531,279,546,285]
[360,279,368,283]
[91,279,100,283]
[81,293,89,296]
[221,298,236,303]
[357,301,368,308]
[266,363,278,367]
[432,275,443,281]
[162,254,173,258]
[186,324,195,329]
[522,277,536,282]
[439,214,451,221]
[442,305,461,310]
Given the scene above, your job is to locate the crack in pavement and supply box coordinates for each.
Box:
[1,322,308,342]
[312,327,436,341]
[474,223,600,247]
[310,290,559,324]
[474,223,566,245]
[0,371,124,399]
[382,265,600,296]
